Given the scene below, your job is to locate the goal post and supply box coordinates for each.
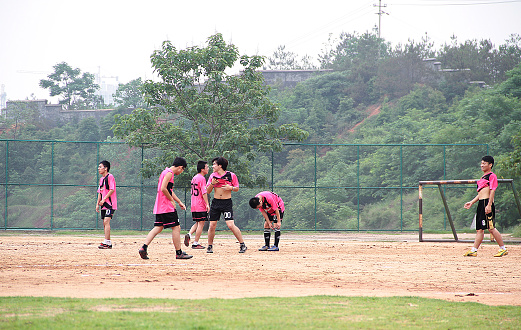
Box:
[418,179,521,243]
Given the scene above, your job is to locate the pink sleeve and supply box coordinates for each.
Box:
[231,173,239,187]
[108,174,116,190]
[489,173,498,191]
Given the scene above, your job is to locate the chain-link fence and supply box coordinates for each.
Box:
[2,139,497,232]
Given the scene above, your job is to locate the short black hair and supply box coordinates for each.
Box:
[212,156,228,171]
[197,160,207,173]
[99,160,110,172]
[482,155,494,167]
[249,197,261,209]
[172,157,187,168]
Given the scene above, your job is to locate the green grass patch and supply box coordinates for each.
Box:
[1,296,520,329]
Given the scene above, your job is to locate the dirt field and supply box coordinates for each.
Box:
[1,232,520,306]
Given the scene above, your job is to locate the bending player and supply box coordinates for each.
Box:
[184,160,210,249]
[463,155,508,257]
[206,156,247,253]
[249,191,284,251]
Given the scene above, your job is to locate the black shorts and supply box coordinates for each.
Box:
[209,199,233,221]
[154,211,180,228]
[267,211,284,223]
[476,199,495,230]
[192,211,208,222]
[101,209,115,219]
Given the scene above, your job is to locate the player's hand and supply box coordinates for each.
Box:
[211,178,219,185]
[179,201,186,210]
[95,205,100,213]
[485,205,492,214]
[206,204,210,212]
[464,202,472,209]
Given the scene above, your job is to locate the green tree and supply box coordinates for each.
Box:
[113,33,308,184]
[39,62,100,109]
[113,78,146,109]
[265,45,317,70]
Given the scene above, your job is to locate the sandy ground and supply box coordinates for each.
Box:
[1,232,520,306]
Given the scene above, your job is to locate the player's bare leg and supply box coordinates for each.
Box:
[226,220,247,253]
[144,226,163,245]
[207,221,217,253]
[489,228,505,246]
[473,229,484,249]
[194,222,205,244]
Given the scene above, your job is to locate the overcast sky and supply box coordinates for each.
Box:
[1,0,520,102]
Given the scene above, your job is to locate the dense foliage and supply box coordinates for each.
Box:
[2,31,521,233]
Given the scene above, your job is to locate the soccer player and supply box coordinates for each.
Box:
[249,191,284,251]
[184,160,210,249]
[138,157,192,260]
[463,155,508,257]
[96,160,117,249]
[206,156,247,253]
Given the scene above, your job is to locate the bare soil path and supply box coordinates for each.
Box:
[1,233,520,306]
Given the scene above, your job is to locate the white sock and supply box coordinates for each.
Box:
[193,241,199,245]
[471,247,478,252]
[500,245,506,250]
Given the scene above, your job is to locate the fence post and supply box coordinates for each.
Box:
[4,140,8,229]
[50,141,55,229]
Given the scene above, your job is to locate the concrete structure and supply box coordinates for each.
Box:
[257,69,334,89]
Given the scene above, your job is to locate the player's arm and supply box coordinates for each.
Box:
[273,209,282,229]
[224,184,239,192]
[161,172,186,210]
[260,208,273,229]
[464,195,479,209]
[485,189,495,214]
[202,190,210,212]
[206,175,215,194]
[96,192,102,212]
[99,189,114,206]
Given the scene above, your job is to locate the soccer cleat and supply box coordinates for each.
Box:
[184,233,190,247]
[464,250,477,257]
[258,245,269,251]
[239,244,248,253]
[138,247,149,259]
[494,248,508,257]
[176,251,193,259]
[267,245,279,251]
[191,244,205,249]
[98,243,112,249]
[207,245,213,253]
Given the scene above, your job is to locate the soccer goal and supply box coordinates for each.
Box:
[418,179,521,243]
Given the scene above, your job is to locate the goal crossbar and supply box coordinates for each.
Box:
[418,179,521,243]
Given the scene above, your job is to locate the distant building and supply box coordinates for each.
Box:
[2,99,113,124]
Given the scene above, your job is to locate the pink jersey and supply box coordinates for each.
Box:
[191,173,208,212]
[207,171,239,189]
[477,172,498,192]
[153,168,176,214]
[257,191,284,215]
[97,173,117,210]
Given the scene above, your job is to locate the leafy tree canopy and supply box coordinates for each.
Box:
[39,62,101,109]
[113,77,146,109]
[113,33,308,184]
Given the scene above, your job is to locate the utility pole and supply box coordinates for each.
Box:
[373,0,388,39]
